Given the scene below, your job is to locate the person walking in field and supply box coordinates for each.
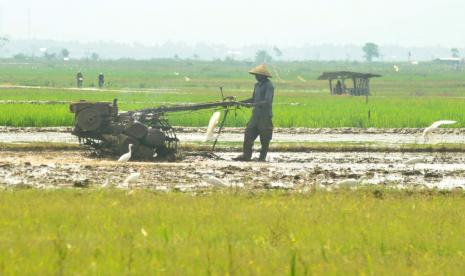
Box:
[335,80,343,94]
[76,71,84,88]
[234,64,274,162]
[98,73,105,89]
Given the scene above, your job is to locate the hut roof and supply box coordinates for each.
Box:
[317,71,381,80]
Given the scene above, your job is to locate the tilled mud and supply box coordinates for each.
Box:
[2,127,465,191]
[1,150,465,191]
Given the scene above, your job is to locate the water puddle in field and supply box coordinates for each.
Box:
[1,127,465,145]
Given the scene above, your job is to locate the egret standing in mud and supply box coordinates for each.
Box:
[422,120,457,143]
[118,144,133,162]
[122,171,140,188]
[404,156,425,170]
[202,175,228,187]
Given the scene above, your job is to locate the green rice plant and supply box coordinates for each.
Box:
[0,104,72,127]
[0,189,464,274]
[2,93,465,128]
[2,59,465,128]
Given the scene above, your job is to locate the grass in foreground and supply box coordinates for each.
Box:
[0,189,464,274]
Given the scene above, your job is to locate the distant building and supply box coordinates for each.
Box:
[433,58,464,70]
[318,71,381,96]
[434,57,464,64]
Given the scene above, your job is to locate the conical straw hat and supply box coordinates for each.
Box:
[248,64,272,78]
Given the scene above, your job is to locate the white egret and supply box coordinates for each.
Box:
[122,171,141,189]
[405,157,424,165]
[202,175,228,187]
[101,178,110,188]
[436,178,465,190]
[205,111,221,141]
[336,178,360,187]
[118,144,133,162]
[422,120,456,142]
[297,75,306,82]
[393,65,399,72]
[184,76,191,82]
[404,157,424,170]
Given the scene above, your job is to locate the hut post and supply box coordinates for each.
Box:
[367,78,371,95]
[352,77,357,96]
[365,78,369,103]
[329,79,333,95]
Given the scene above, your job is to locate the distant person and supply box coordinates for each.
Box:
[98,73,105,89]
[76,71,83,88]
[234,64,274,162]
[335,80,343,94]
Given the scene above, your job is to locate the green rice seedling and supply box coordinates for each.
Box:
[0,189,464,274]
[2,60,465,128]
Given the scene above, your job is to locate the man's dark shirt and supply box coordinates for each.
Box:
[245,79,274,118]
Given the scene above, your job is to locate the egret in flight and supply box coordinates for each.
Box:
[422,120,456,142]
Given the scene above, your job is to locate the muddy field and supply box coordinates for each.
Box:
[1,149,465,191]
[1,127,465,191]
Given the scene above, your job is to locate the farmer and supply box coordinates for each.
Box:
[335,80,343,94]
[234,64,274,162]
[98,73,105,89]
[76,71,83,88]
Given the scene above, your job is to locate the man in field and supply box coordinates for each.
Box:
[234,64,274,162]
[76,71,84,88]
[98,73,105,89]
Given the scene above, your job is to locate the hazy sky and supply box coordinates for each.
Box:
[1,0,464,47]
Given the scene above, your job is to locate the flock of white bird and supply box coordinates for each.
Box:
[336,120,461,190]
[110,112,224,189]
[109,116,460,191]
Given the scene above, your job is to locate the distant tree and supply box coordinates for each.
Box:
[451,48,460,58]
[90,52,99,61]
[43,51,57,60]
[173,54,179,60]
[273,46,282,58]
[255,50,272,64]
[362,42,380,62]
[0,37,8,48]
[223,56,235,63]
[60,48,70,58]
[13,53,27,61]
[192,53,199,60]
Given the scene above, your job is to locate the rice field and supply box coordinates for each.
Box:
[1,91,465,128]
[1,59,465,128]
[1,59,465,275]
[0,189,464,275]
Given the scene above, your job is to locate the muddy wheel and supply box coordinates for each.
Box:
[76,107,101,131]
[134,145,156,160]
[118,135,140,155]
[124,121,148,139]
[165,153,176,162]
[156,146,176,161]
